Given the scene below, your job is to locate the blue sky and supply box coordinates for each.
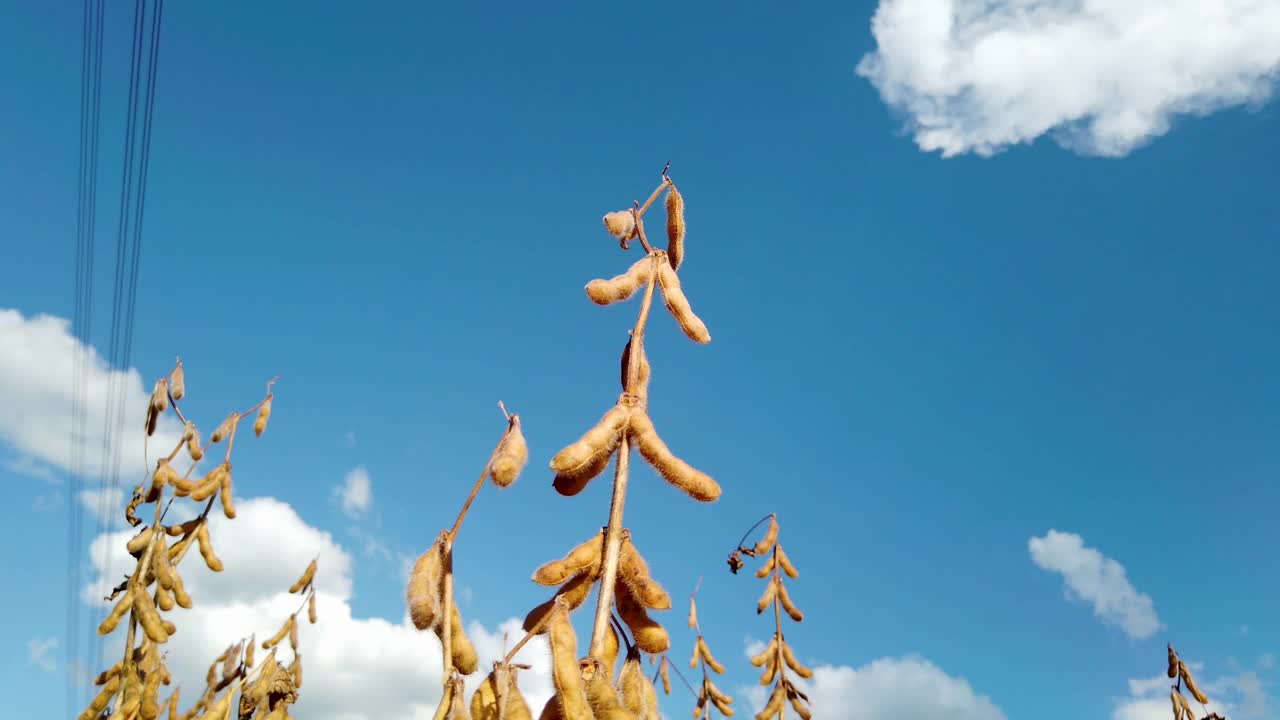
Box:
[2,2,1278,719]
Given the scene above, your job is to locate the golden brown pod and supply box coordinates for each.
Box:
[582,657,629,719]
[290,559,317,594]
[618,652,647,716]
[1179,662,1209,704]
[1167,644,1178,678]
[219,467,236,519]
[659,657,671,695]
[618,539,671,610]
[754,516,778,556]
[254,395,272,437]
[755,552,776,579]
[98,590,134,636]
[603,210,637,243]
[153,460,179,497]
[196,523,224,572]
[133,583,170,643]
[550,404,630,476]
[186,426,204,462]
[756,579,777,615]
[245,636,255,669]
[656,261,710,344]
[155,583,175,612]
[688,594,698,629]
[147,378,169,437]
[210,413,237,444]
[1170,690,1183,720]
[786,687,811,720]
[522,566,600,633]
[168,361,184,400]
[308,592,317,624]
[78,675,121,720]
[171,575,193,609]
[533,531,604,586]
[781,642,812,679]
[441,603,479,675]
[489,415,529,488]
[776,582,804,622]
[408,542,444,631]
[664,184,685,271]
[619,333,651,399]
[776,545,799,579]
[262,619,290,650]
[166,688,180,720]
[289,615,299,650]
[627,410,720,502]
[615,582,669,655]
[547,600,591,719]
[694,636,726,674]
[127,527,155,557]
[585,255,654,306]
[552,448,615,498]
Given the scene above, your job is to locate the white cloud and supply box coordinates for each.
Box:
[78,487,127,527]
[336,467,373,518]
[856,0,1280,157]
[28,636,57,674]
[83,495,555,720]
[1113,668,1275,720]
[739,641,1005,720]
[1029,529,1161,639]
[0,309,185,484]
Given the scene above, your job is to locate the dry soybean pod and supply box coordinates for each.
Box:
[585,255,652,306]
[489,414,529,488]
[627,410,720,502]
[655,260,710,343]
[533,531,604,586]
[664,182,685,270]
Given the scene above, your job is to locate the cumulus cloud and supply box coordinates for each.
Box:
[1029,529,1161,639]
[336,466,373,518]
[740,642,1006,720]
[1113,668,1275,720]
[28,636,58,674]
[0,308,184,482]
[856,0,1280,157]
[83,496,554,720]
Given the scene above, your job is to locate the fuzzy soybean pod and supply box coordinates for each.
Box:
[133,582,170,643]
[756,577,778,615]
[254,395,272,437]
[78,674,121,720]
[408,540,445,631]
[169,362,184,400]
[489,415,529,488]
[546,600,591,720]
[614,582,669,655]
[522,566,599,634]
[219,467,236,519]
[781,642,813,679]
[196,523,224,572]
[619,334,651,399]
[786,684,812,720]
[290,559,317,594]
[439,602,479,675]
[776,581,804,622]
[602,210,637,244]
[655,260,710,344]
[627,410,721,502]
[583,658,632,720]
[775,546,799,579]
[98,590,134,635]
[585,255,652,306]
[550,404,631,496]
[533,531,604,586]
[665,183,685,271]
[754,516,779,556]
[618,539,671,610]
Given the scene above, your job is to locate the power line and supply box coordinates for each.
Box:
[67,0,105,713]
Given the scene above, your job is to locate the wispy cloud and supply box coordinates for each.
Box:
[857,0,1280,157]
[335,466,373,518]
[28,636,57,674]
[1029,529,1161,639]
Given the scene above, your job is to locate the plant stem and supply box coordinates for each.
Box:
[590,257,661,659]
[772,545,787,719]
[589,434,631,659]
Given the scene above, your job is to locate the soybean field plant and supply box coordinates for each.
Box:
[406,164,763,719]
[728,514,812,720]
[81,360,322,720]
[1166,644,1227,720]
